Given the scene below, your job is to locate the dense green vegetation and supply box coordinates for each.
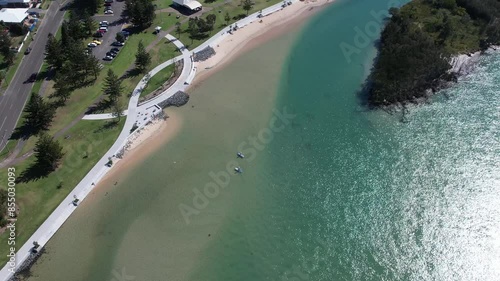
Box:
[369,0,500,106]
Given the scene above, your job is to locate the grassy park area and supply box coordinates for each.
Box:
[0,119,124,265]
[177,0,283,49]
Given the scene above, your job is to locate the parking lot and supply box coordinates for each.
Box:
[90,0,127,61]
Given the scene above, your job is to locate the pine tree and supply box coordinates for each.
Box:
[45,34,64,69]
[242,0,254,15]
[86,55,101,81]
[126,0,156,29]
[135,40,151,73]
[187,18,199,44]
[206,14,217,34]
[82,12,97,37]
[53,77,72,104]
[34,133,64,172]
[116,32,125,43]
[24,93,55,133]
[0,31,13,66]
[103,69,123,105]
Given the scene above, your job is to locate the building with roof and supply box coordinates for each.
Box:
[0,8,28,23]
[0,0,30,8]
[173,0,202,12]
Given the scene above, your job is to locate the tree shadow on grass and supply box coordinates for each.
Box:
[10,123,37,141]
[93,120,119,134]
[36,68,55,83]
[17,163,51,183]
[86,98,112,114]
[121,68,142,80]
[232,14,247,21]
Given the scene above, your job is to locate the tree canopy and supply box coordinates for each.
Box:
[103,69,124,105]
[34,133,64,172]
[368,0,500,106]
[125,0,156,29]
[135,40,151,73]
[24,93,55,134]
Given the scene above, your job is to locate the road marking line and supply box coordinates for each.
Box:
[0,117,7,131]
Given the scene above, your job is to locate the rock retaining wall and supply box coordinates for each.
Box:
[193,46,216,62]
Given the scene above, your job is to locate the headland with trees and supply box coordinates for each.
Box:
[368,0,500,106]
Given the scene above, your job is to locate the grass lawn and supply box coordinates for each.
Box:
[0,140,17,162]
[140,64,175,98]
[154,11,186,31]
[153,0,175,10]
[0,119,124,265]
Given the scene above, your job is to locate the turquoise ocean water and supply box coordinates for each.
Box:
[27,0,500,280]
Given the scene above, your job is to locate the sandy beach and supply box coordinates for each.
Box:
[95,111,183,188]
[193,0,331,86]
[95,0,330,189]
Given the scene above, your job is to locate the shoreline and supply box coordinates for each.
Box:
[0,2,333,279]
[94,111,183,190]
[97,0,332,189]
[191,0,332,88]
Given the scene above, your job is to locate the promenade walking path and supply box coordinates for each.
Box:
[0,1,299,279]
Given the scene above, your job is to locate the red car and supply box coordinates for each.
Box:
[97,29,106,33]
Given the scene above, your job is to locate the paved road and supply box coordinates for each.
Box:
[0,0,67,152]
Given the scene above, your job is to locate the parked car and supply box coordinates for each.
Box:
[105,0,113,3]
[99,21,109,26]
[87,42,97,47]
[111,47,120,53]
[112,41,125,46]
[104,6,112,10]
[104,10,114,14]
[104,2,111,6]
[93,40,102,45]
[93,32,103,38]
[24,47,32,55]
[120,30,130,36]
[103,56,113,61]
[99,26,108,31]
[97,29,106,34]
[106,51,117,57]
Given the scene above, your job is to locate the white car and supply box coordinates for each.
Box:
[104,10,113,14]
[99,21,109,26]
[87,42,97,47]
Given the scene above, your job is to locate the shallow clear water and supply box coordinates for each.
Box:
[27,0,500,280]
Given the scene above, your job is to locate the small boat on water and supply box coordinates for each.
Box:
[237,152,245,158]
[234,167,243,173]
